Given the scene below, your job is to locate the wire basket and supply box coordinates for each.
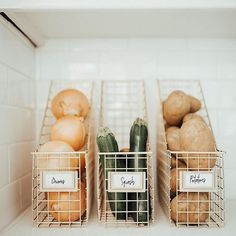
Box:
[97,80,155,226]
[157,80,225,228]
[32,80,94,227]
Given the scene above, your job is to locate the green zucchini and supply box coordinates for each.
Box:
[97,127,126,220]
[129,118,148,224]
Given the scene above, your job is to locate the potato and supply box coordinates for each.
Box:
[171,192,209,223]
[163,91,191,126]
[166,127,181,151]
[188,95,201,113]
[183,113,205,123]
[171,157,186,169]
[163,118,170,130]
[180,119,216,169]
[170,166,186,194]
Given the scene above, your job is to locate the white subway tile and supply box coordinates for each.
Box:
[186,39,236,51]
[127,38,187,51]
[37,51,67,80]
[9,142,34,182]
[0,106,35,145]
[0,21,34,78]
[35,80,51,109]
[202,80,236,109]
[218,109,236,139]
[0,145,9,188]
[224,168,236,199]
[0,181,21,230]
[67,38,128,51]
[217,51,236,80]
[20,174,32,210]
[0,63,8,104]
[66,51,99,79]
[7,70,32,108]
[217,138,236,169]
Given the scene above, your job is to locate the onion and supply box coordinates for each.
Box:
[51,89,90,119]
[48,181,86,222]
[50,115,87,151]
[37,141,78,170]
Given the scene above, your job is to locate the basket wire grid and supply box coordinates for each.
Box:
[97,80,155,226]
[156,80,225,228]
[32,80,94,227]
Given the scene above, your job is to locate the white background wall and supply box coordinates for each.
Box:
[0,19,35,230]
[36,38,236,201]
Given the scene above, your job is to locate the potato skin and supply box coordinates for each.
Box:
[164,91,191,126]
[171,192,209,223]
[183,113,205,123]
[171,157,186,169]
[180,119,216,169]
[188,95,201,113]
[166,127,181,151]
[170,166,186,194]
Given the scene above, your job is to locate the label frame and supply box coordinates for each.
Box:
[40,171,78,192]
[179,170,217,192]
[108,171,146,193]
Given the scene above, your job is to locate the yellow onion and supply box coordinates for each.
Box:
[50,115,87,151]
[48,181,86,222]
[51,89,90,119]
[37,141,78,170]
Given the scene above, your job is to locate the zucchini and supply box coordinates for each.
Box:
[129,118,148,224]
[97,127,126,220]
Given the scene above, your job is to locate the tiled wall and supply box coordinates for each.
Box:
[36,38,236,200]
[0,18,35,230]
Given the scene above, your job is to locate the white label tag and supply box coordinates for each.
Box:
[40,171,78,192]
[108,172,146,192]
[180,171,217,192]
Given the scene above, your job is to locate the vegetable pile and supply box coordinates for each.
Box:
[163,90,216,223]
[38,88,90,222]
[97,118,150,225]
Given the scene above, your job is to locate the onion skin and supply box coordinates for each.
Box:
[50,115,87,151]
[38,141,78,169]
[51,89,90,119]
[48,181,86,222]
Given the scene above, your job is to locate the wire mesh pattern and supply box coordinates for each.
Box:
[97,80,154,226]
[32,80,94,227]
[157,80,225,228]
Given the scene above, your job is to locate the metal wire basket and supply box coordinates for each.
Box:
[97,80,155,226]
[157,80,225,228]
[32,80,94,227]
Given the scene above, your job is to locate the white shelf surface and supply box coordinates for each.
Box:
[1,9,236,43]
[1,0,236,10]
[2,200,236,236]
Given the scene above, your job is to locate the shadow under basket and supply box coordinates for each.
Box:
[32,80,94,227]
[157,80,225,228]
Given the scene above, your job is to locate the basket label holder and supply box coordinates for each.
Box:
[40,171,78,192]
[180,171,217,192]
[108,171,146,192]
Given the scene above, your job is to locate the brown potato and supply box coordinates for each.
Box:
[188,95,201,113]
[163,118,170,130]
[183,113,205,123]
[164,91,191,126]
[171,157,186,169]
[180,119,216,169]
[170,166,186,194]
[171,192,209,223]
[166,127,181,151]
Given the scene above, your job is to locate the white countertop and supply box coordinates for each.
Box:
[2,199,236,236]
